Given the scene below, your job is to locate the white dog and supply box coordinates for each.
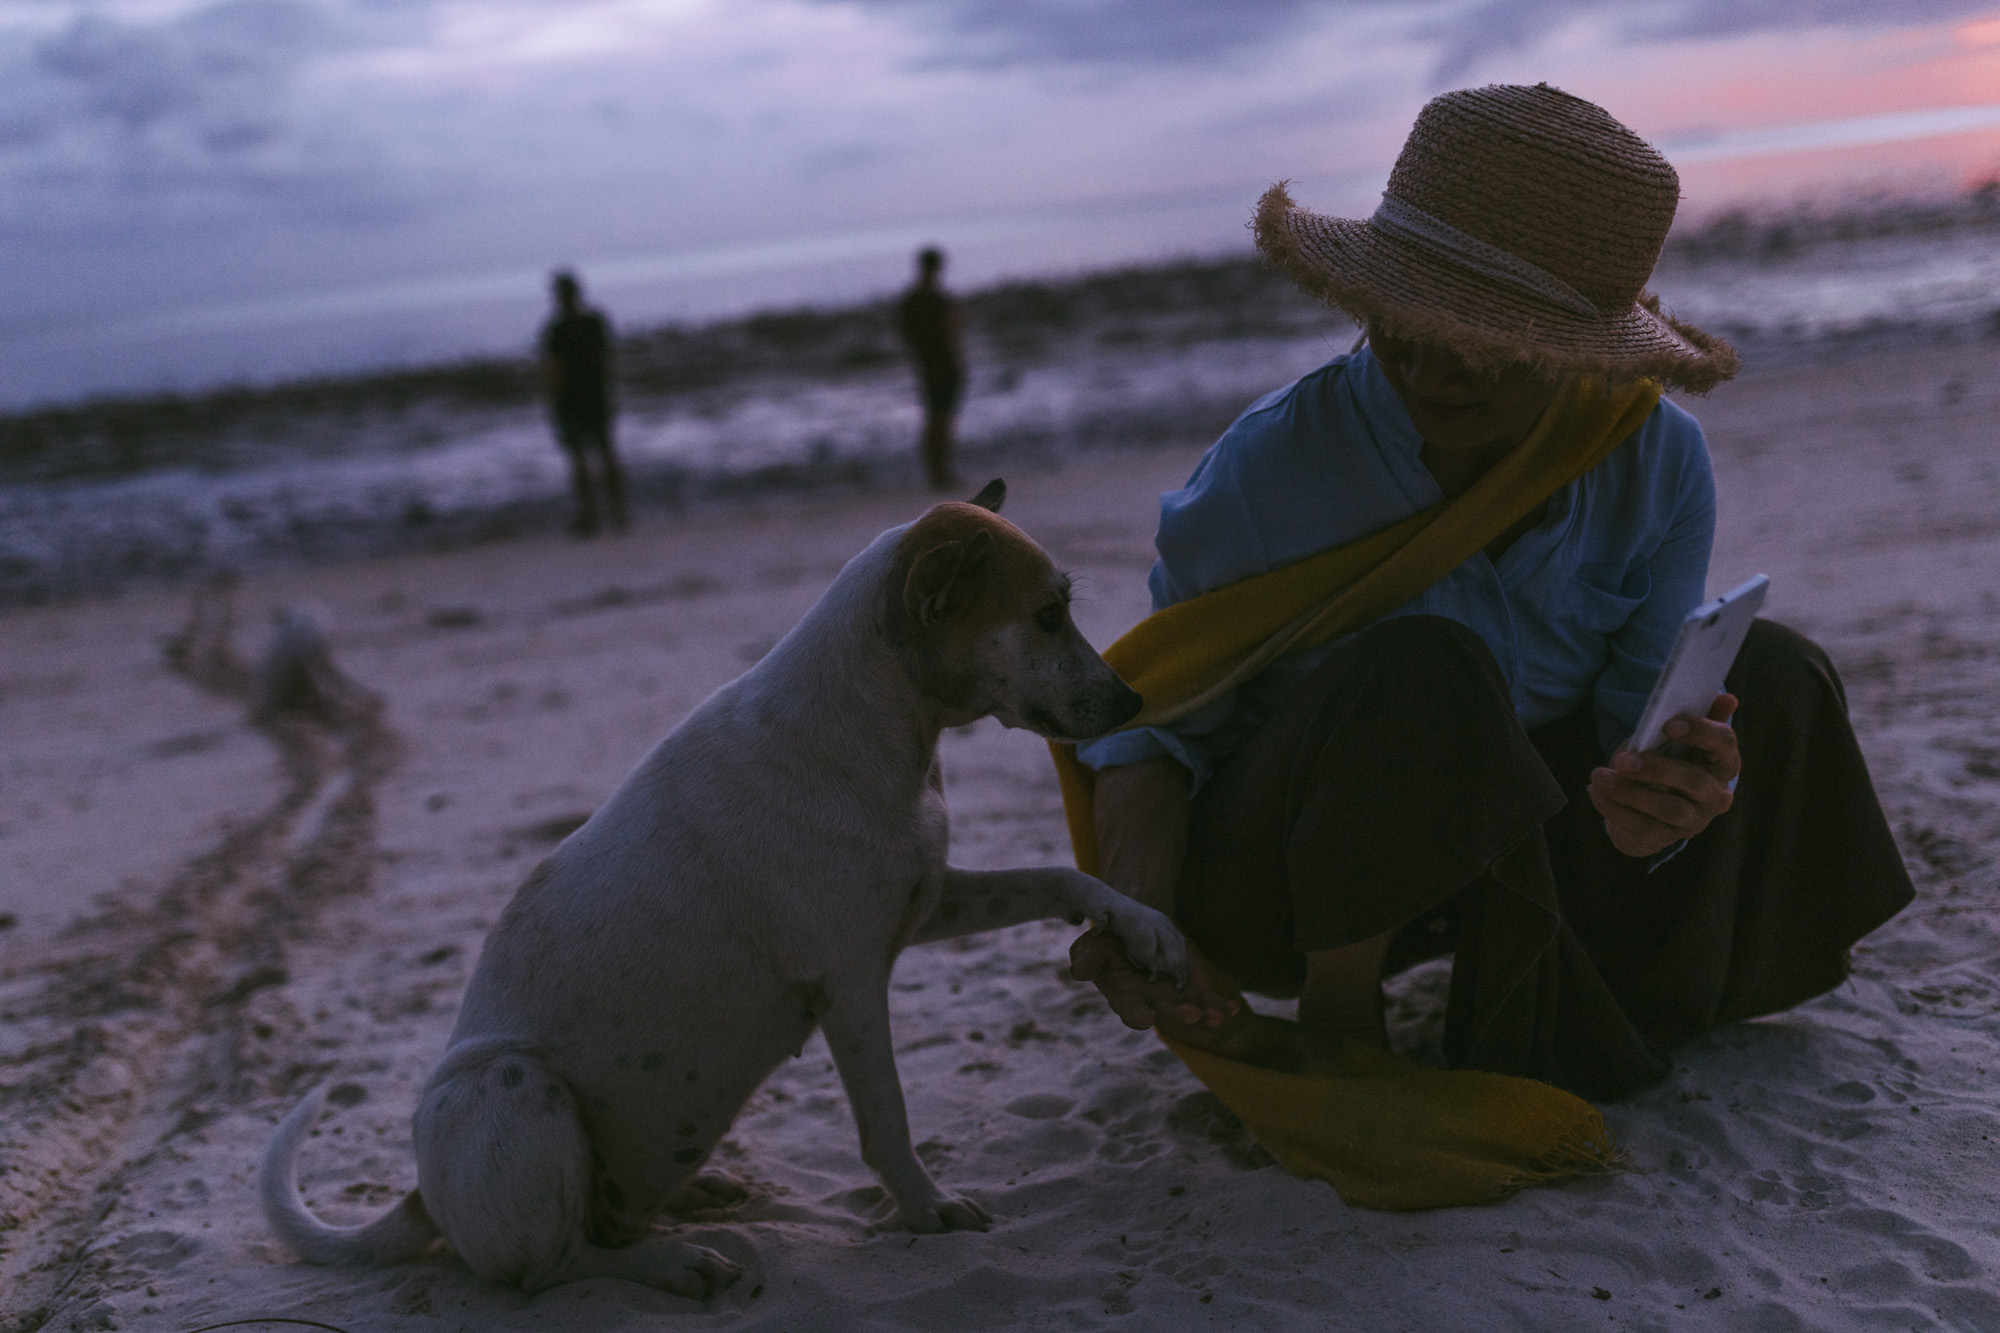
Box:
[260,481,1187,1296]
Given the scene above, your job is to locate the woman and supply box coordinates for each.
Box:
[1065,84,1912,1101]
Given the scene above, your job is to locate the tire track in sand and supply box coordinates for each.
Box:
[0,585,400,1332]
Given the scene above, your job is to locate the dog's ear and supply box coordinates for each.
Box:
[903,530,994,627]
[967,478,1005,512]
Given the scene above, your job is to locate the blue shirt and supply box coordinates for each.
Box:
[1076,348,1717,792]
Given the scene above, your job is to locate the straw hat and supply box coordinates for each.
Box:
[1255,83,1736,392]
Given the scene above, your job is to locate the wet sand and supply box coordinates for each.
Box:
[2,339,1997,1331]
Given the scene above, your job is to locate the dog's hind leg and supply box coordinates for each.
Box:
[910,867,1187,984]
[414,1039,741,1296]
[815,974,992,1234]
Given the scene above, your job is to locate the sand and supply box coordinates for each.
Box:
[2,339,1996,1332]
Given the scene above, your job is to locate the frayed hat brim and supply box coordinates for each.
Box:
[1254,183,1737,393]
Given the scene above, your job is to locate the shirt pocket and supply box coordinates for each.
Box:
[1569,560,1651,635]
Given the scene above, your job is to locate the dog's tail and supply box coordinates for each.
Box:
[259,1084,439,1266]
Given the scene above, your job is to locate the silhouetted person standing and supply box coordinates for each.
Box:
[897,247,965,491]
[540,270,628,536]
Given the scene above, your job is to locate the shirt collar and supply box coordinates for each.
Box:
[1350,345,1425,461]
[1348,344,1578,555]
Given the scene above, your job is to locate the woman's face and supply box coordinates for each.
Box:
[1368,324,1561,454]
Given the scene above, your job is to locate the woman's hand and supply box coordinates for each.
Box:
[1588,693,1740,858]
[1070,928,1238,1030]
[1078,755,1238,1028]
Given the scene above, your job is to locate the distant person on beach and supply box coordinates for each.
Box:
[898,247,965,491]
[540,270,628,537]
[1061,85,1915,1104]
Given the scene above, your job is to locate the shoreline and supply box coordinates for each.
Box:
[6,313,1996,612]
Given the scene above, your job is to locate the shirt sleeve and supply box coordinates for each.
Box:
[1070,718,1218,788]
[1591,410,1718,756]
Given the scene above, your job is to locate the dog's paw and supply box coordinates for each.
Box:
[900,1193,993,1234]
[650,1241,743,1298]
[667,1168,751,1214]
[1101,900,1189,987]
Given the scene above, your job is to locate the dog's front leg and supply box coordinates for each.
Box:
[816,975,991,1234]
[913,867,1187,986]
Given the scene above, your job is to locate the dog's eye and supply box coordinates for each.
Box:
[1035,603,1066,633]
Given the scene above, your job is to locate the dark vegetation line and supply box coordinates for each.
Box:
[6,184,1999,486]
[1665,179,2000,262]
[0,257,1325,486]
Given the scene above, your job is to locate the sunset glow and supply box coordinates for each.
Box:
[8,1,2000,404]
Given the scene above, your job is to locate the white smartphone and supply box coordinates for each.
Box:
[1625,574,1771,754]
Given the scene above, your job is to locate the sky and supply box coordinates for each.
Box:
[5,0,2000,407]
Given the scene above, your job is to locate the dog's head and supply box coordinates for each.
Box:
[881,479,1142,742]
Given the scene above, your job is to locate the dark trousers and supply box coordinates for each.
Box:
[1176,615,1915,1100]
[556,415,628,535]
[917,371,962,491]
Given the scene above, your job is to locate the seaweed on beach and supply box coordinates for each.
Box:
[1666,180,2000,263]
[0,361,540,485]
[8,188,2000,608]
[0,257,1328,489]
[9,184,2000,491]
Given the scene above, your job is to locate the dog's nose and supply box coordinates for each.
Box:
[1107,678,1142,727]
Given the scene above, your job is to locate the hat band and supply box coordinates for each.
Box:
[1370,195,1601,319]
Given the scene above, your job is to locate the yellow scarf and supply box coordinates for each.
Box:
[1050,375,1660,1209]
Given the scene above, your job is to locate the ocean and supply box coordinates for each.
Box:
[4,204,1997,608]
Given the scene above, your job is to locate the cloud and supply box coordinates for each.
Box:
[6,0,1997,406]
[1620,0,1999,40]
[806,0,1329,69]
[828,0,2000,81]
[1426,0,2000,82]
[34,1,323,137]
[793,138,895,179]
[0,0,431,233]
